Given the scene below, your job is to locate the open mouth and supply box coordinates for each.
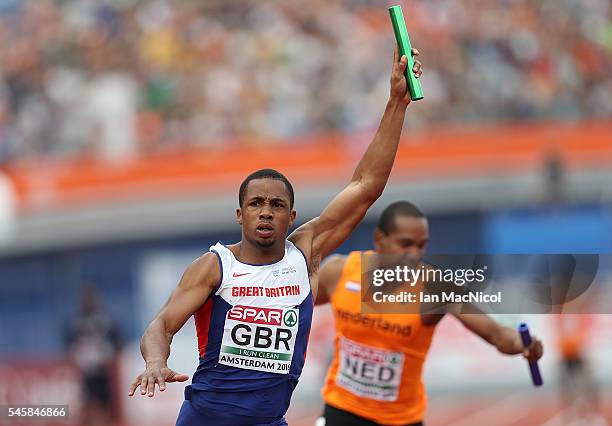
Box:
[256,223,274,238]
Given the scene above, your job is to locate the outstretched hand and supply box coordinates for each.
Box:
[390,47,422,104]
[128,361,189,398]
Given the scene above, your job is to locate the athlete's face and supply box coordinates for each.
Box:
[374,216,429,262]
[237,179,296,249]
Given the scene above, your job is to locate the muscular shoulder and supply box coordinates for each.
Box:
[315,254,348,305]
[180,251,221,292]
[320,254,348,276]
[289,219,314,250]
[418,259,450,324]
[288,220,316,271]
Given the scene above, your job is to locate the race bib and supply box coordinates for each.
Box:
[336,337,404,401]
[219,305,298,374]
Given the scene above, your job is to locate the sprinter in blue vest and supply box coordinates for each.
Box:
[128,47,423,426]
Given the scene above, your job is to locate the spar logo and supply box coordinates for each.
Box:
[283,310,297,327]
[388,354,401,365]
[224,305,299,355]
[227,306,282,325]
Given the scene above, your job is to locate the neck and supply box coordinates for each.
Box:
[233,239,285,265]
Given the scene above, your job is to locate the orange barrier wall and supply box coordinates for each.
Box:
[5,120,612,213]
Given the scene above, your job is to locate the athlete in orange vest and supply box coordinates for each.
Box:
[315,201,544,426]
[555,314,605,424]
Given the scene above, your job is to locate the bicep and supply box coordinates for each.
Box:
[156,253,220,336]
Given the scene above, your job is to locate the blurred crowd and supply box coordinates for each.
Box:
[0,0,611,164]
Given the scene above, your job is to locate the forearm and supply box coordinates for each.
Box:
[351,98,408,196]
[456,312,523,355]
[492,326,523,355]
[140,318,173,365]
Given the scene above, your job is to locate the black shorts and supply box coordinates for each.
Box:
[83,372,112,405]
[563,356,584,373]
[321,404,423,426]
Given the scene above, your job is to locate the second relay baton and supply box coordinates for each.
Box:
[389,5,423,101]
[518,323,543,387]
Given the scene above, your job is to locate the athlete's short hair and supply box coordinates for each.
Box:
[239,169,295,209]
[377,201,425,234]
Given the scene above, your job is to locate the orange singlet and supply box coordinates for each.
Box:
[322,251,437,425]
[556,314,592,360]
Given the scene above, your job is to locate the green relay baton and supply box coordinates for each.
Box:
[389,5,423,101]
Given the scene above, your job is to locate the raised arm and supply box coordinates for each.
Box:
[291,48,421,263]
[128,252,220,398]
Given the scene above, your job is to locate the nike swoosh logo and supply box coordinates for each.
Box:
[232,272,251,278]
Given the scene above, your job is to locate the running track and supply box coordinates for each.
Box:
[287,391,612,426]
